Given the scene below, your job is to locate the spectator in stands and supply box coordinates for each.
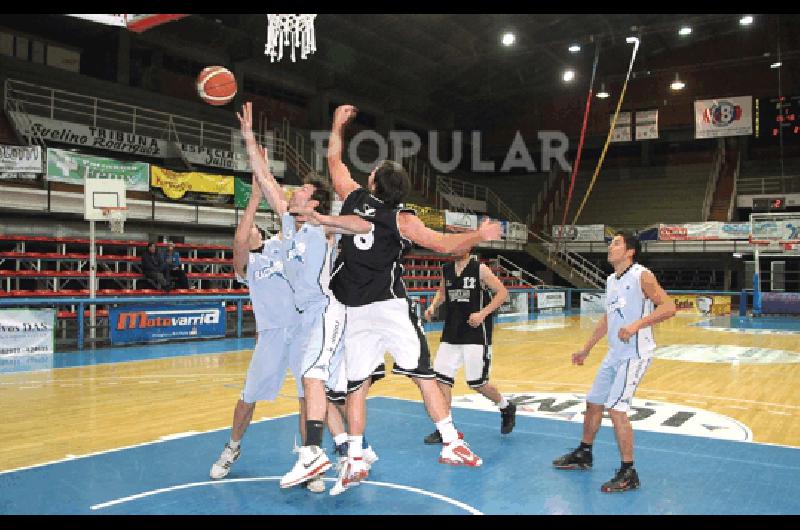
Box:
[141,242,170,291]
[163,242,190,289]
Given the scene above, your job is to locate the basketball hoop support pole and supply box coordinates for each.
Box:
[90,220,96,340]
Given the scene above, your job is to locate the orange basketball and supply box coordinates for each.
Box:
[196,66,237,106]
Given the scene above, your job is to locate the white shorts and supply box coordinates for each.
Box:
[433,342,492,389]
[241,324,305,403]
[299,298,346,382]
[586,355,652,412]
[325,353,386,404]
[344,298,434,391]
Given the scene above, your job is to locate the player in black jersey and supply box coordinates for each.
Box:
[422,249,516,443]
[316,104,502,495]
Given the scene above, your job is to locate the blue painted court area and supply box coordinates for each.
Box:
[693,315,800,334]
[2,396,799,515]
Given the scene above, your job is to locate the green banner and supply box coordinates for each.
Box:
[234,178,271,211]
[46,148,149,191]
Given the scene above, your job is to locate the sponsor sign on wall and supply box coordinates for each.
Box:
[498,291,529,317]
[658,222,751,241]
[751,218,800,242]
[536,290,566,310]
[673,294,731,316]
[451,392,752,441]
[12,114,253,172]
[635,109,659,140]
[0,309,55,356]
[109,303,226,345]
[234,179,300,210]
[694,96,753,139]
[46,148,149,191]
[507,222,528,243]
[580,292,607,313]
[408,203,444,231]
[610,111,632,142]
[151,166,234,200]
[552,224,606,241]
[0,145,43,173]
[444,210,478,232]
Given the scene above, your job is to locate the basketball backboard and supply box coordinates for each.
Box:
[84,178,126,221]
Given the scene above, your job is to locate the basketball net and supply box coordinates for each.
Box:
[102,207,127,234]
[265,14,317,62]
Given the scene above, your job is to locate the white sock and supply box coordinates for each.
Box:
[435,415,458,444]
[498,396,509,409]
[334,433,348,447]
[229,438,241,450]
[348,435,363,458]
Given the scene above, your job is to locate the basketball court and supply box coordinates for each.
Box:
[1,13,800,515]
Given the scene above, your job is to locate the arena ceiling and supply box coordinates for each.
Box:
[4,14,799,128]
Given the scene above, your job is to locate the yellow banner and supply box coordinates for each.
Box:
[672,294,731,316]
[151,166,234,200]
[407,202,444,231]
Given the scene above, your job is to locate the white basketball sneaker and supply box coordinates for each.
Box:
[363,445,379,468]
[439,439,483,467]
[329,457,369,496]
[280,445,331,488]
[210,442,241,480]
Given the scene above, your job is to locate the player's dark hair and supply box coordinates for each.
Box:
[305,173,333,216]
[373,160,410,208]
[616,231,640,261]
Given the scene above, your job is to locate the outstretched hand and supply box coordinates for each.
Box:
[333,104,358,127]
[236,102,254,138]
[289,205,321,225]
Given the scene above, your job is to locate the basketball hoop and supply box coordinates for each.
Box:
[264,14,317,62]
[101,207,128,234]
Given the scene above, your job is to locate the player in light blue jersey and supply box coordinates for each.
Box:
[236,102,377,492]
[209,177,307,483]
[553,231,676,493]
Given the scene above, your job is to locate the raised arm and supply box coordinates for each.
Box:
[289,205,372,235]
[327,104,361,200]
[233,176,262,278]
[398,215,502,255]
[237,102,287,215]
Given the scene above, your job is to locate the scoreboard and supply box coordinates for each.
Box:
[756,95,800,142]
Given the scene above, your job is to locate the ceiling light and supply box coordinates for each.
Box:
[771,62,782,69]
[678,26,692,36]
[670,73,685,91]
[739,15,753,26]
[596,82,610,98]
[568,44,581,53]
[563,69,575,82]
[501,32,515,46]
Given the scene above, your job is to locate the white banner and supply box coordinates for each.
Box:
[751,218,800,242]
[610,112,632,142]
[66,14,128,26]
[0,309,55,356]
[635,109,659,140]
[444,210,478,232]
[0,145,43,172]
[694,96,753,139]
[507,222,528,243]
[499,291,529,317]
[8,113,267,173]
[552,224,605,241]
[536,290,566,310]
[658,222,751,241]
[580,292,607,313]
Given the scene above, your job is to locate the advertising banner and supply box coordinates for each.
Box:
[151,166,234,200]
[536,290,566,311]
[12,113,252,171]
[552,224,606,241]
[610,111,632,142]
[499,290,529,317]
[658,222,751,241]
[234,179,300,210]
[0,308,55,356]
[635,109,659,140]
[672,294,731,316]
[507,222,528,243]
[694,96,753,139]
[109,303,226,345]
[444,210,478,232]
[46,148,149,191]
[0,145,43,172]
[408,203,444,231]
[580,292,607,313]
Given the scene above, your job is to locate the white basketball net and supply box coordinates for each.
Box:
[265,14,317,63]
[103,208,127,234]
